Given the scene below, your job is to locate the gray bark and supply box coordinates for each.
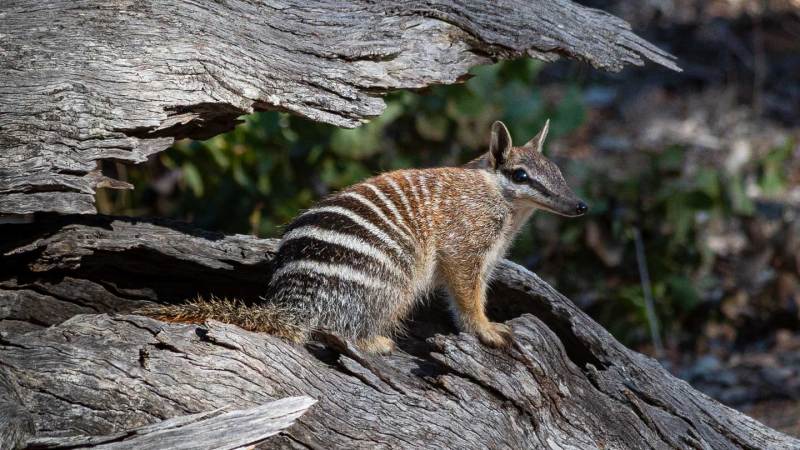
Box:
[25,397,315,450]
[1,216,796,449]
[0,0,679,216]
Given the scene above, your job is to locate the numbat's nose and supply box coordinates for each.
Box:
[576,201,588,216]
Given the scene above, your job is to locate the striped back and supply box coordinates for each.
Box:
[265,169,451,337]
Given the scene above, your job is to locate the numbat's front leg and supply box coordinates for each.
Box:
[474,320,513,348]
[443,264,514,348]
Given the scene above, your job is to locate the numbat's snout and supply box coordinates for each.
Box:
[142,120,587,354]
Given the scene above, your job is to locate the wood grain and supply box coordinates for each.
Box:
[1,216,794,449]
[25,397,315,450]
[0,0,679,216]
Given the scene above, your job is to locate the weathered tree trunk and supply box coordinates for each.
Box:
[0,0,678,216]
[2,0,793,449]
[1,216,798,449]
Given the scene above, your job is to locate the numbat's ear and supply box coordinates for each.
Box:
[523,119,550,153]
[489,121,513,168]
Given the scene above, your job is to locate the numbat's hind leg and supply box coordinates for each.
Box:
[357,335,396,354]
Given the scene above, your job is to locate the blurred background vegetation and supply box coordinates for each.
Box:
[99,0,800,434]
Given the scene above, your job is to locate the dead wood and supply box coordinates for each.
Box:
[1,216,795,449]
[25,397,315,450]
[0,0,679,216]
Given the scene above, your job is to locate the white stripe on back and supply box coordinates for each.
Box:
[339,192,414,244]
[281,225,405,279]
[385,177,415,221]
[273,260,386,291]
[362,182,414,236]
[432,177,444,210]
[412,173,433,239]
[417,173,431,207]
[402,172,422,207]
[299,205,406,258]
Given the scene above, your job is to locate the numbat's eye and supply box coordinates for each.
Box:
[511,169,529,183]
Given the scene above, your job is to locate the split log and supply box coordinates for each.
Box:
[0,0,679,216]
[1,216,797,449]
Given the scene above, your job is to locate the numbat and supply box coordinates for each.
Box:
[145,121,587,353]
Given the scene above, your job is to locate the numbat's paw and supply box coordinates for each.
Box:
[358,335,396,354]
[476,322,514,348]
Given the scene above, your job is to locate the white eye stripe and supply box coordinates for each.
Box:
[506,168,553,195]
[362,183,415,237]
[527,178,552,197]
[281,225,406,279]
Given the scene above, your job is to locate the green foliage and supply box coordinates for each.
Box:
[759,140,793,196]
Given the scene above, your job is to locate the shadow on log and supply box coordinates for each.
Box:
[1,216,796,449]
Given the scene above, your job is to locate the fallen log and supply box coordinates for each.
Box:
[1,216,796,449]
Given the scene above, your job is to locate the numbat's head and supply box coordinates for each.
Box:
[485,120,588,217]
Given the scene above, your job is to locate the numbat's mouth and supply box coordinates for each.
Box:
[531,199,589,218]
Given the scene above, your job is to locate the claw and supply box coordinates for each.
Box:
[476,322,513,348]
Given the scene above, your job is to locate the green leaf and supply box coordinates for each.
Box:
[666,275,700,311]
[551,85,585,135]
[726,173,754,215]
[182,162,204,197]
[415,114,448,141]
[447,92,484,119]
[465,64,500,100]
[759,142,792,197]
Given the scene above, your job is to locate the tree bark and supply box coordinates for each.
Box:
[24,397,315,450]
[0,0,679,216]
[1,216,796,449]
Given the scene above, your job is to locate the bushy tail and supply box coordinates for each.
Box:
[136,296,307,343]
